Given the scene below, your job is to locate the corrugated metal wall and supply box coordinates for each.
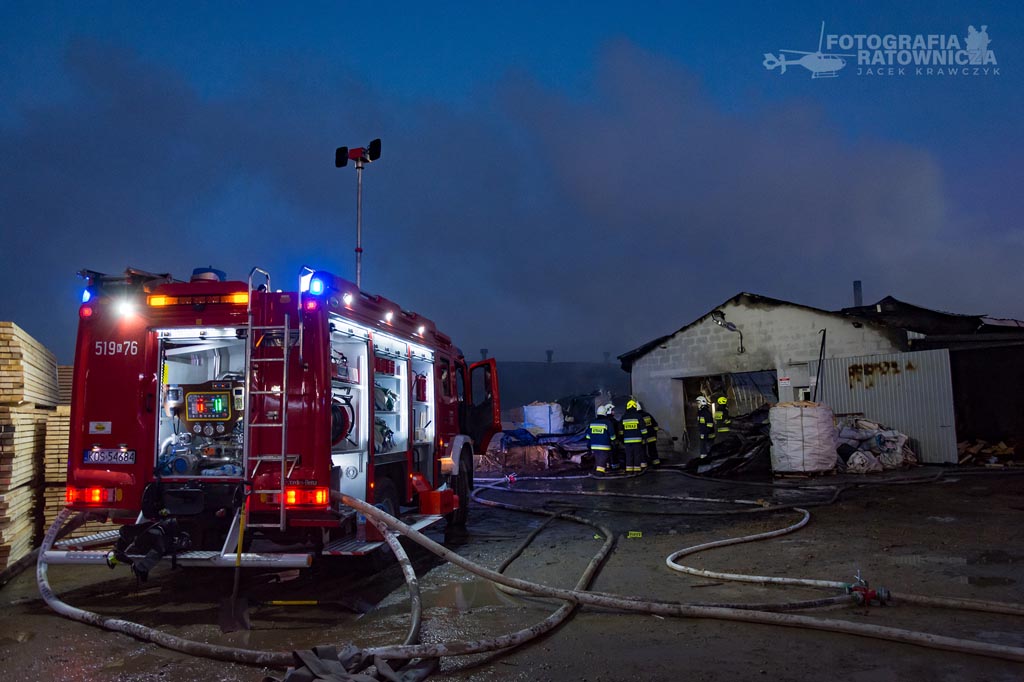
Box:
[811,349,958,464]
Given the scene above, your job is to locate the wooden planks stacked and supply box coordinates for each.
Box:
[0,485,37,569]
[44,406,71,484]
[57,365,74,406]
[0,406,47,492]
[0,322,59,407]
[0,322,61,570]
[0,405,49,570]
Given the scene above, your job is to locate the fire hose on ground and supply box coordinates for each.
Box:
[35,470,1024,677]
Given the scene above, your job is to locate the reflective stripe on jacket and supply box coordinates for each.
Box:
[586,416,618,451]
[621,408,647,443]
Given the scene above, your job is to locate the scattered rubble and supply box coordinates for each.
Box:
[957,439,1021,467]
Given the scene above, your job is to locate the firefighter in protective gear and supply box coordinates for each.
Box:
[638,401,661,467]
[587,403,619,476]
[714,395,732,435]
[621,399,648,474]
[696,395,715,457]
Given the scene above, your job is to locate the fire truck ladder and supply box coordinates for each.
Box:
[243,268,297,533]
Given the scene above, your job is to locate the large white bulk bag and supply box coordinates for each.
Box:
[769,403,838,473]
[522,402,565,434]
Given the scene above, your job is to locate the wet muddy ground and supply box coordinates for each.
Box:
[1,466,1022,681]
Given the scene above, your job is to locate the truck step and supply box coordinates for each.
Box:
[54,529,121,551]
[42,549,312,569]
[322,515,442,556]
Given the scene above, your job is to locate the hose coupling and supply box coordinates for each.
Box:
[851,584,890,607]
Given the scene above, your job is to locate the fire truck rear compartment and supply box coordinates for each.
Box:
[157,330,247,479]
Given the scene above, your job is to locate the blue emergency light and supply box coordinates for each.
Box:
[309,277,325,296]
[81,289,92,304]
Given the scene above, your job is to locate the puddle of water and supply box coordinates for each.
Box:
[428,579,510,612]
[962,575,1017,587]
[890,554,966,566]
[889,550,1019,568]
[0,631,34,647]
[970,550,1019,565]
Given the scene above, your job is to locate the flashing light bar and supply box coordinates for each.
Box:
[284,486,330,508]
[309,278,325,296]
[79,306,94,319]
[81,289,92,304]
[304,299,319,311]
[148,292,248,307]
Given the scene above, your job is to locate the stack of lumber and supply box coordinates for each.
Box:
[0,404,48,570]
[0,405,47,490]
[44,406,71,484]
[0,322,60,570]
[0,322,59,407]
[0,484,37,570]
[57,365,73,406]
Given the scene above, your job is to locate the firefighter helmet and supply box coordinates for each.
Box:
[696,396,709,407]
[596,403,610,417]
[626,398,639,411]
[717,396,728,405]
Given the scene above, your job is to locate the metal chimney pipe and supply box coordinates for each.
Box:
[853,280,863,307]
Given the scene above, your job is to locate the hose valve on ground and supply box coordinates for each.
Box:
[846,572,891,607]
[850,585,891,607]
[504,472,518,486]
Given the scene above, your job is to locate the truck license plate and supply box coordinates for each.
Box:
[83,449,137,464]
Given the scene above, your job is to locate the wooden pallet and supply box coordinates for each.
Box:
[0,322,59,407]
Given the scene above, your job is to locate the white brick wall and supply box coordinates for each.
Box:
[630,297,904,454]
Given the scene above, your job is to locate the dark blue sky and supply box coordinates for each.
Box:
[2,1,1022,363]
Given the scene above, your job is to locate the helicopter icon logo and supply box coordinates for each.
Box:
[763,21,854,79]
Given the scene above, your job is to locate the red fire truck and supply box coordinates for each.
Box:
[44,266,501,572]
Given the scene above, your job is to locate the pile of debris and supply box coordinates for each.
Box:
[684,404,773,477]
[477,428,587,475]
[836,417,918,474]
[957,440,1021,467]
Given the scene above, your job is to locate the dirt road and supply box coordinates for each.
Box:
[1,467,1022,681]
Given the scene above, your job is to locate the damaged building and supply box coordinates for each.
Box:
[619,291,1024,464]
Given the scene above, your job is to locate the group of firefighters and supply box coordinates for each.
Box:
[586,394,731,474]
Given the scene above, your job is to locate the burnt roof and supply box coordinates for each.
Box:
[840,296,1024,336]
[617,292,873,371]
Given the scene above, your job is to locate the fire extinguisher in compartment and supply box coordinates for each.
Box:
[414,373,427,402]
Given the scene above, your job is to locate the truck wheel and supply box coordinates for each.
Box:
[446,448,472,527]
